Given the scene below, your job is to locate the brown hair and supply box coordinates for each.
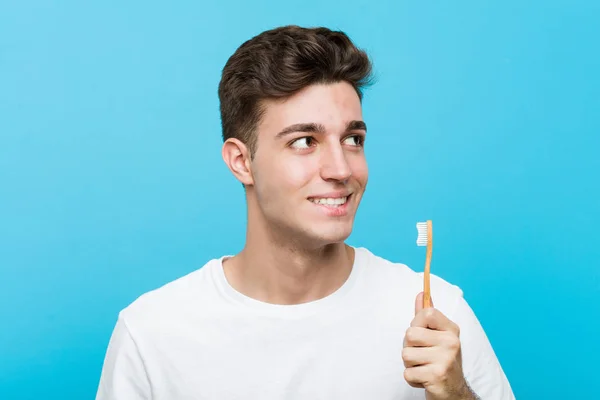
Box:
[218,25,374,157]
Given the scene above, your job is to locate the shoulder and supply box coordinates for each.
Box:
[355,246,465,314]
[117,257,224,331]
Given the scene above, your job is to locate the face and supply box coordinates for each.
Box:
[227,82,369,247]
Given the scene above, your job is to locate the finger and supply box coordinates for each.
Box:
[403,326,443,347]
[410,308,460,335]
[401,346,437,368]
[403,365,430,387]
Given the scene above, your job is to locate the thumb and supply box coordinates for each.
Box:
[415,291,434,315]
[415,291,424,315]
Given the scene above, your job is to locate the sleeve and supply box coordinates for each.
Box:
[450,295,515,400]
[95,315,152,400]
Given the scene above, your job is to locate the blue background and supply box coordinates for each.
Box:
[1,1,599,398]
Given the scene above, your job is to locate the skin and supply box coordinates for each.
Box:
[404,292,479,399]
[221,81,477,399]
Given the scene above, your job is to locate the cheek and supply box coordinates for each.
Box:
[350,156,368,184]
[254,155,316,203]
[273,156,317,191]
[280,160,314,186]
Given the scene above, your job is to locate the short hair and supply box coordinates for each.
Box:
[218,25,374,157]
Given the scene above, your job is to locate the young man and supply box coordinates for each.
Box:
[96,25,514,399]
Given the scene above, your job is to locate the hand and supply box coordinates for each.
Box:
[402,292,475,399]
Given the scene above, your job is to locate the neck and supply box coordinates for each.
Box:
[222,201,355,305]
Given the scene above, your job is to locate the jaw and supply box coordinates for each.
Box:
[245,185,365,248]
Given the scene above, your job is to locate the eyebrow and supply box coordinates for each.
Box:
[275,120,367,139]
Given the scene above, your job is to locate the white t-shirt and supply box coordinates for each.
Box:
[96,247,514,399]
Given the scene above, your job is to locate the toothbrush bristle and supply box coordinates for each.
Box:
[416,221,428,246]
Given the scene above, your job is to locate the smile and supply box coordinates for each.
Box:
[307,195,350,207]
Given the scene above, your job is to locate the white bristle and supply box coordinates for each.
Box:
[416,222,428,246]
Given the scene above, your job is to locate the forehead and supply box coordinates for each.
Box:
[258,82,363,135]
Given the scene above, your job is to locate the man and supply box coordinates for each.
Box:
[96,25,514,399]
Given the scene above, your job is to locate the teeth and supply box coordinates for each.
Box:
[309,196,348,206]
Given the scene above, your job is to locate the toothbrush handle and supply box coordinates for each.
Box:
[423,220,433,308]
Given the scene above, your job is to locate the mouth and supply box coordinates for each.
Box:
[307,193,352,210]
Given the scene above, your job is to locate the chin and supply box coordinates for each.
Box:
[304,223,354,246]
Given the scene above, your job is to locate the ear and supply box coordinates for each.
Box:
[222,138,254,186]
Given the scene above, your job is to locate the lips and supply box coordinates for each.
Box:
[307,195,348,207]
[307,193,353,217]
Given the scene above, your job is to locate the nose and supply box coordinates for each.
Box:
[319,143,352,183]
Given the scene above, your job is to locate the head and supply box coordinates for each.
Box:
[219,25,374,248]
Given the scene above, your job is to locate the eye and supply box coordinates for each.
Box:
[342,134,365,147]
[290,137,315,149]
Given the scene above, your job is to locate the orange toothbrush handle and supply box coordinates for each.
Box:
[423,220,433,308]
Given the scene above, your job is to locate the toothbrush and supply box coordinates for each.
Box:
[416,220,433,308]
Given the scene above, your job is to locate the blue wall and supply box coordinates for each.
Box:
[1,1,598,398]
